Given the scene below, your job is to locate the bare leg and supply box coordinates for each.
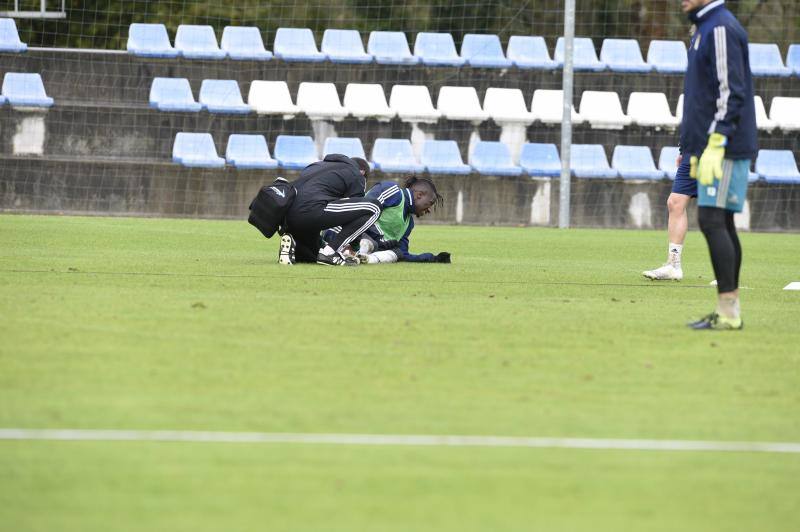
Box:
[667,192,690,246]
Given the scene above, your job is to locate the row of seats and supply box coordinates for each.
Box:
[125,22,800,76]
[171,132,800,184]
[0,73,53,107]
[150,79,800,132]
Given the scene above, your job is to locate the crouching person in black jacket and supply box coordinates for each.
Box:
[280,154,379,266]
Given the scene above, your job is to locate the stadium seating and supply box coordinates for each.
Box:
[460,34,513,68]
[248,80,299,117]
[172,132,225,167]
[769,97,800,130]
[220,26,272,60]
[748,43,792,77]
[127,23,178,57]
[199,79,250,114]
[626,92,679,128]
[389,85,440,123]
[753,95,777,131]
[413,32,466,66]
[579,91,631,129]
[755,150,800,183]
[174,25,225,59]
[658,146,681,179]
[225,134,278,169]
[437,86,488,122]
[367,31,419,65]
[0,93,5,106]
[787,44,800,75]
[530,89,582,124]
[506,36,556,69]
[470,141,522,176]
[421,140,471,174]
[2,73,54,108]
[273,28,326,62]
[0,18,27,53]
[274,135,318,169]
[519,143,561,177]
[322,137,368,161]
[570,144,618,178]
[612,146,665,180]
[296,82,348,121]
[343,83,395,121]
[483,87,535,124]
[600,39,651,73]
[646,40,687,73]
[321,29,372,63]
[149,77,201,112]
[372,139,424,173]
[554,37,606,71]
[675,93,684,122]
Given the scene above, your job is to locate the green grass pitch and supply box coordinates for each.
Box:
[1,214,799,531]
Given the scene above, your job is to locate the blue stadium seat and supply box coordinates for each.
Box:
[787,44,800,75]
[0,18,27,53]
[600,38,651,73]
[274,135,318,169]
[273,28,326,62]
[470,141,522,176]
[226,134,278,169]
[755,150,800,184]
[519,143,561,177]
[748,43,792,77]
[646,40,687,73]
[2,73,53,108]
[460,34,513,68]
[220,26,272,60]
[199,80,250,114]
[612,146,665,180]
[555,37,606,71]
[172,132,225,168]
[413,32,466,66]
[421,140,471,175]
[367,31,419,65]
[321,29,372,64]
[506,36,556,69]
[658,146,681,179]
[174,25,226,59]
[371,139,424,173]
[149,78,201,112]
[570,145,618,178]
[322,137,369,164]
[127,23,177,58]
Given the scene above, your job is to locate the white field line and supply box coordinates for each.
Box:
[1,429,799,454]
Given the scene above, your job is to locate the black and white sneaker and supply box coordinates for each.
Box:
[278,233,296,265]
[316,251,359,267]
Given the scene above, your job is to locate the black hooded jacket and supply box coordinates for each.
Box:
[289,154,367,213]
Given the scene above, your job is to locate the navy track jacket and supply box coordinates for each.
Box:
[681,0,757,160]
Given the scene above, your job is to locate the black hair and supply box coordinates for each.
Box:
[404,176,444,210]
[352,157,370,177]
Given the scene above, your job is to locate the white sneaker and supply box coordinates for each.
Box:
[643,263,683,281]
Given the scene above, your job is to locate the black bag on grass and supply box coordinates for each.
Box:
[248,177,296,239]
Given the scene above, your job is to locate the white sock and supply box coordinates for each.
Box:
[321,245,336,257]
[717,295,739,319]
[668,243,683,267]
[367,250,398,264]
[359,238,374,254]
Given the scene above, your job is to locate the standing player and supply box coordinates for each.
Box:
[643,156,693,281]
[681,0,757,330]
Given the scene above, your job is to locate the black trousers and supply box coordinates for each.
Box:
[285,197,381,263]
[698,206,742,294]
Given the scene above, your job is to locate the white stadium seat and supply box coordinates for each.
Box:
[343,83,395,122]
[579,90,632,129]
[626,92,679,128]
[247,80,299,118]
[530,89,582,124]
[296,82,348,121]
[389,85,440,123]
[437,86,488,123]
[769,96,800,131]
[483,87,534,124]
[753,95,777,131]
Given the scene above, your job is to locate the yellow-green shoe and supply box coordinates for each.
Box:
[688,312,743,331]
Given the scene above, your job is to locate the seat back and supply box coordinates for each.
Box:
[248,80,297,115]
[321,29,371,62]
[506,36,552,67]
[322,137,367,159]
[274,135,318,168]
[175,25,224,58]
[421,140,467,169]
[127,23,175,56]
[646,40,687,72]
[600,38,649,71]
[460,34,511,67]
[520,143,561,176]
[273,27,324,61]
[0,17,27,52]
[483,88,531,122]
[368,31,417,64]
[555,37,605,69]
[414,32,465,65]
[220,27,271,59]
[149,78,199,111]
[389,85,439,122]
[343,84,393,119]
